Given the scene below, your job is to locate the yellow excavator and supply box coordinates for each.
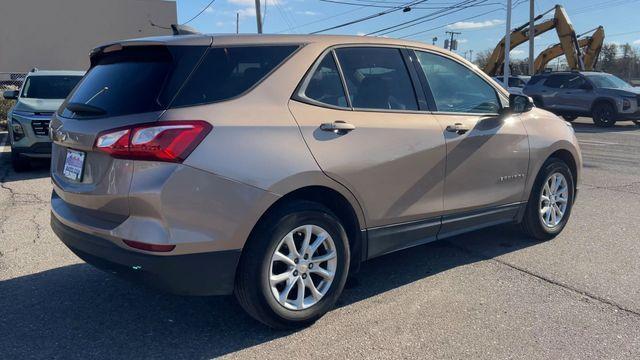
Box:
[533,26,605,73]
[483,4,582,76]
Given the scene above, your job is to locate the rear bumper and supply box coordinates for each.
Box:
[51,214,241,296]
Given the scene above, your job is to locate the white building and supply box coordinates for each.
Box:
[0,0,177,72]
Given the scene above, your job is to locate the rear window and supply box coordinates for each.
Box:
[21,75,82,99]
[171,45,299,107]
[59,46,207,118]
[527,75,545,85]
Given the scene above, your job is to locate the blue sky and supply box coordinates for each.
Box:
[174,0,640,60]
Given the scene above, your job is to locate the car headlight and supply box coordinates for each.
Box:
[11,120,25,141]
[622,97,635,110]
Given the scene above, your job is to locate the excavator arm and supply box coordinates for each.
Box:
[483,16,556,76]
[583,26,605,70]
[534,38,590,73]
[533,26,605,73]
[483,5,582,76]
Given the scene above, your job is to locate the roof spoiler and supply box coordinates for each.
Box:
[171,24,200,36]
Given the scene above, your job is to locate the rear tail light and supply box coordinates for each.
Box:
[95,121,211,162]
[123,239,176,252]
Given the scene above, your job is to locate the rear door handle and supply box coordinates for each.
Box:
[320,121,356,134]
[445,123,470,135]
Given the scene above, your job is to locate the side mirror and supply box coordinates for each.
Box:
[507,94,534,114]
[3,90,18,100]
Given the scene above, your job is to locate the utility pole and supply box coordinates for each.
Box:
[503,0,512,88]
[445,31,461,51]
[528,0,535,75]
[254,0,263,34]
[469,49,474,62]
[236,12,239,34]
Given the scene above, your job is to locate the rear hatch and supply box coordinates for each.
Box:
[50,39,211,217]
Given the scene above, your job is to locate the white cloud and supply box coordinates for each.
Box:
[457,38,468,44]
[236,7,256,18]
[633,39,640,45]
[205,6,214,13]
[297,10,319,16]
[356,32,366,36]
[216,21,225,27]
[510,49,525,55]
[447,19,504,30]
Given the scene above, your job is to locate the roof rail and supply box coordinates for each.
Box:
[171,24,200,36]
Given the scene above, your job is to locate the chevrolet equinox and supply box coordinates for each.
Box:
[50,34,581,329]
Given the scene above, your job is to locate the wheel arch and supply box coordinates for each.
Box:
[590,97,617,113]
[547,149,578,188]
[245,184,367,273]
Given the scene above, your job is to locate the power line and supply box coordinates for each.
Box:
[395,0,528,39]
[182,0,217,25]
[309,0,429,34]
[275,6,367,33]
[319,0,503,10]
[367,0,488,36]
[398,8,498,39]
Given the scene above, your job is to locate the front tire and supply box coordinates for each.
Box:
[11,149,30,172]
[521,158,575,241]
[592,102,616,127]
[235,201,350,329]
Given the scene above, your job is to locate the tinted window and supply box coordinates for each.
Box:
[60,46,207,118]
[415,51,500,114]
[561,75,585,89]
[335,47,418,111]
[21,75,82,99]
[508,77,526,88]
[585,73,631,89]
[527,75,546,85]
[543,74,571,88]
[172,45,298,107]
[302,53,348,107]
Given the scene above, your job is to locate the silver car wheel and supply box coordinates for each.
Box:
[269,224,338,311]
[539,172,569,228]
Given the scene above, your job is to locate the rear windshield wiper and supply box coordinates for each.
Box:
[65,102,107,116]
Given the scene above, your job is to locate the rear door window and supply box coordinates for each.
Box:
[334,47,418,111]
[543,74,571,88]
[300,52,348,108]
[60,46,207,118]
[171,45,299,107]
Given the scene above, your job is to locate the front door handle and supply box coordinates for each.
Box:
[445,123,470,135]
[320,121,356,134]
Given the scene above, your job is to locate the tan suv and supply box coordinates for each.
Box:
[50,34,581,329]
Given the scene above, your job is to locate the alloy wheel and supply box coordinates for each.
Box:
[269,225,338,310]
[539,172,569,228]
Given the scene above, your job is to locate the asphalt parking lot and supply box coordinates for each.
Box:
[1,117,640,359]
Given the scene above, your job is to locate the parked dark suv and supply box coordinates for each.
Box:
[524,71,640,127]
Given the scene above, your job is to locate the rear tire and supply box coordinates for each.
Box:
[11,150,30,172]
[234,200,350,329]
[521,158,575,241]
[592,102,616,127]
[562,115,578,122]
